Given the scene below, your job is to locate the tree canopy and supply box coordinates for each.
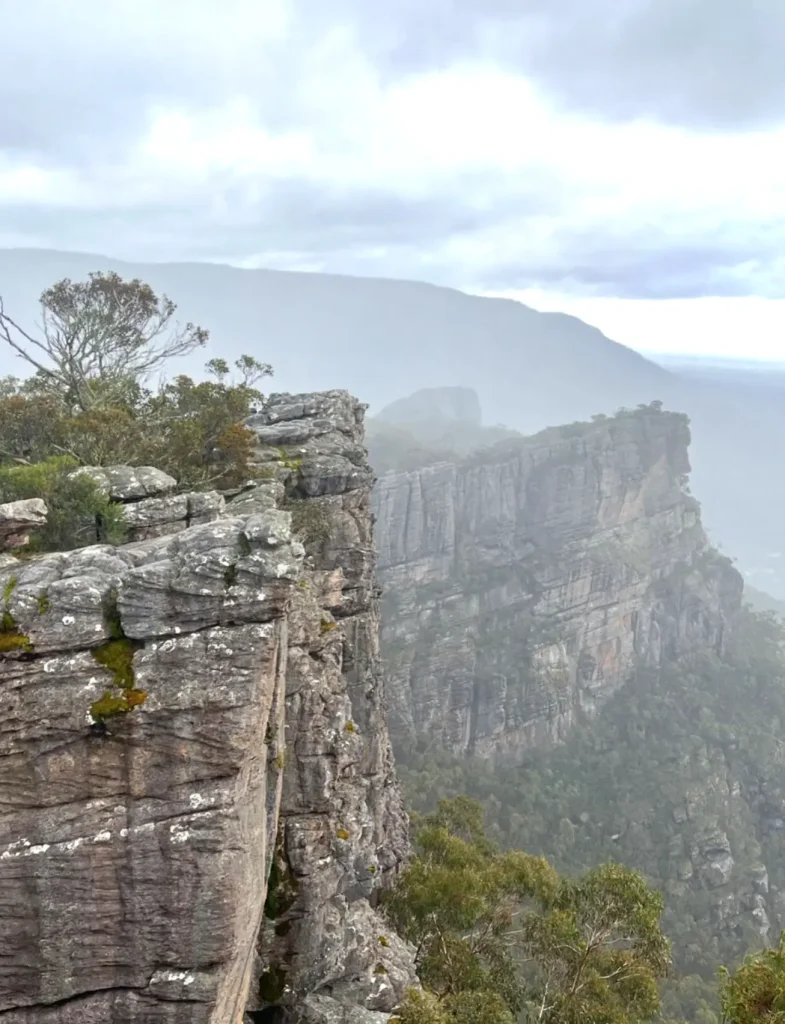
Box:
[0,272,274,551]
[0,271,209,411]
[385,797,671,1024]
[719,934,785,1022]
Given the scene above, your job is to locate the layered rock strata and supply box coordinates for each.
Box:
[0,392,414,1023]
[373,409,743,759]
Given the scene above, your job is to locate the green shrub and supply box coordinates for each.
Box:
[0,456,126,552]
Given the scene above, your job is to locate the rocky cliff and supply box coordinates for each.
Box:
[374,408,743,759]
[0,392,415,1023]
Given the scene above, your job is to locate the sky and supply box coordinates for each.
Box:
[2,0,785,360]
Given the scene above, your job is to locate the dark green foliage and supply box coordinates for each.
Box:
[282,498,330,546]
[719,931,785,1021]
[0,274,274,509]
[264,834,299,921]
[398,609,785,1021]
[0,612,32,653]
[385,798,669,1024]
[0,575,31,653]
[0,456,126,552]
[92,638,137,690]
[258,964,287,1005]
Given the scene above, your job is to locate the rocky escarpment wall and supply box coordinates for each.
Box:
[243,393,415,1023]
[0,392,414,1024]
[373,409,743,759]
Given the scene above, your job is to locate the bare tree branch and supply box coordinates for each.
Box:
[0,273,208,412]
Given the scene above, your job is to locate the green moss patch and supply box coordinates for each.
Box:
[92,638,136,689]
[2,576,18,604]
[0,625,32,653]
[89,636,147,723]
[0,585,32,654]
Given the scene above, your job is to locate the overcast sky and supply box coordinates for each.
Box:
[2,0,785,359]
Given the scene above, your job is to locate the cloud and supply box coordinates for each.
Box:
[332,0,785,130]
[2,0,785,309]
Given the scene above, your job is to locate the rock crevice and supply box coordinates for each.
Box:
[0,391,414,1023]
[373,409,743,759]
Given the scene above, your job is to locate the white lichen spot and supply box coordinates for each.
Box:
[174,626,181,634]
[93,831,111,844]
[156,969,189,982]
[169,823,192,844]
[1,838,31,860]
[183,973,195,986]
[26,844,50,856]
[93,623,103,631]
[189,793,211,810]
[119,828,129,838]
[62,615,75,625]
[63,837,84,852]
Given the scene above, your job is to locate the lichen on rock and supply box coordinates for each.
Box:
[0,391,414,1024]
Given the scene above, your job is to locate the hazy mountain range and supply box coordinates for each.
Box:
[1,247,783,595]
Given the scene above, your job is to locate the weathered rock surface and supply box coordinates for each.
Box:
[373,409,743,759]
[0,516,294,1022]
[0,498,47,549]
[72,465,178,501]
[0,393,414,1023]
[243,392,415,1022]
[70,465,225,542]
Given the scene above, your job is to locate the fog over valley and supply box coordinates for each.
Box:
[3,3,785,1023]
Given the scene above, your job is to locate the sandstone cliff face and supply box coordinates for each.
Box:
[244,393,415,1023]
[373,409,743,759]
[0,392,414,1023]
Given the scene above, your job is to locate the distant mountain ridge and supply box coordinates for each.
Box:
[0,247,672,426]
[1,247,784,595]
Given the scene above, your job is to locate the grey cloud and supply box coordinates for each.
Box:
[319,0,785,129]
[2,169,783,301]
[0,170,557,263]
[2,0,783,303]
[7,0,783,171]
[475,227,785,300]
[0,1,314,161]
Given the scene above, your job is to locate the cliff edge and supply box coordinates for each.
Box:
[0,391,414,1023]
[374,408,743,759]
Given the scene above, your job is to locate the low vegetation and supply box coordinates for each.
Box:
[0,272,274,551]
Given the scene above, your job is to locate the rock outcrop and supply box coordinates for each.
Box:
[373,408,743,759]
[0,392,414,1023]
[72,465,226,542]
[0,498,47,549]
[243,393,415,1022]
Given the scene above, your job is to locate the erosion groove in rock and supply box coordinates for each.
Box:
[373,408,743,759]
[244,391,416,1024]
[0,390,414,1024]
